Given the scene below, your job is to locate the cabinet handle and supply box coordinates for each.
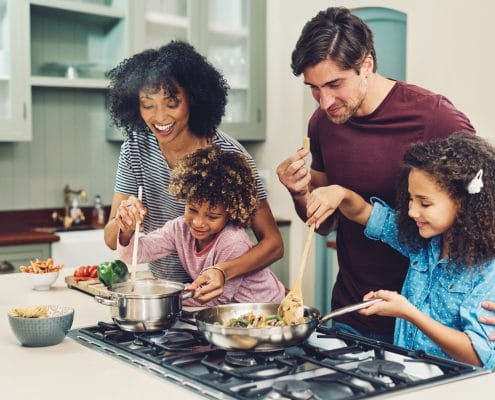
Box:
[0,261,15,274]
[23,103,27,120]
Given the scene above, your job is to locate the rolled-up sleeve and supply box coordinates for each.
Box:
[364,197,411,258]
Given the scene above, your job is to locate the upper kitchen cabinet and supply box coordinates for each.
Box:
[29,0,131,89]
[131,0,266,141]
[0,0,31,141]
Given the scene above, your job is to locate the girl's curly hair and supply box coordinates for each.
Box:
[395,133,495,268]
[106,41,228,138]
[169,146,258,228]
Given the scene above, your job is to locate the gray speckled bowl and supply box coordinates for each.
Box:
[8,305,74,347]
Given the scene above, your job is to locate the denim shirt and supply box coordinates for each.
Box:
[364,198,495,369]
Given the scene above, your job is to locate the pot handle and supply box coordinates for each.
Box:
[318,298,383,326]
[94,295,119,307]
[182,290,194,301]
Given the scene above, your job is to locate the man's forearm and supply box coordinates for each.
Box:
[291,191,309,222]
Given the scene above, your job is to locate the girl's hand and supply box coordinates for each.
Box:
[115,195,147,232]
[359,290,416,319]
[306,185,344,228]
[186,267,225,303]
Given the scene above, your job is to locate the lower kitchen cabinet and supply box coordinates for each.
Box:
[0,243,51,273]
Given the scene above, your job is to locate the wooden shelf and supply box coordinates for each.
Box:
[209,24,248,38]
[145,11,188,28]
[30,0,125,21]
[31,76,109,89]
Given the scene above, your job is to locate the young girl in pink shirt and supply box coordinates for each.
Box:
[117,146,285,305]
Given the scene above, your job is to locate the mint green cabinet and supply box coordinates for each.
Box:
[128,0,266,142]
[0,0,31,141]
[0,243,50,273]
[27,0,132,143]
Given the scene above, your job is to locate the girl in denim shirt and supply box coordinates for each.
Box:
[306,133,495,369]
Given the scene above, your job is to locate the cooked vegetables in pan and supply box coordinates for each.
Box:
[224,312,309,328]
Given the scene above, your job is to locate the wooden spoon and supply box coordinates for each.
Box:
[130,186,143,292]
[278,224,315,325]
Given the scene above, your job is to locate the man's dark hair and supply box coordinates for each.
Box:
[291,7,377,76]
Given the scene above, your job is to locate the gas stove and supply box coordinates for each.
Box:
[68,319,488,399]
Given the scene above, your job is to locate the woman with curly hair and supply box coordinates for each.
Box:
[116,147,285,305]
[304,133,495,369]
[104,41,283,303]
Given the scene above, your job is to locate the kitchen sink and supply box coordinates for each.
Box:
[31,224,95,234]
[50,229,118,269]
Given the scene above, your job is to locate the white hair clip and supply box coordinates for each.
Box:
[467,169,483,194]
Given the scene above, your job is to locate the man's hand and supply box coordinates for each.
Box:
[276,148,311,197]
[479,301,495,340]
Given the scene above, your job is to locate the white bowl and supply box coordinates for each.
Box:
[23,271,60,291]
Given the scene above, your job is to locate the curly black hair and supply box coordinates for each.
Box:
[169,146,258,228]
[395,133,495,268]
[106,41,229,138]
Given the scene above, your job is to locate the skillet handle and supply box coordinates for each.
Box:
[318,298,382,326]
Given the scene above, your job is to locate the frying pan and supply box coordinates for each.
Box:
[194,299,381,351]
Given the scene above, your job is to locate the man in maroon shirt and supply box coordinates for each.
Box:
[276,7,475,342]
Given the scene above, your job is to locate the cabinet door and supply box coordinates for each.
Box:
[131,0,266,142]
[206,0,265,141]
[0,0,31,141]
[0,243,50,272]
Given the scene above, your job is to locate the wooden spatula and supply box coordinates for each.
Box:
[278,224,315,325]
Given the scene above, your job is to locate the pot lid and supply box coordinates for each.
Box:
[108,278,185,297]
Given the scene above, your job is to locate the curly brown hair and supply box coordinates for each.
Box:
[106,41,228,139]
[169,146,258,228]
[395,133,495,268]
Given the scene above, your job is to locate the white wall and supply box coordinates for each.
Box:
[249,0,495,305]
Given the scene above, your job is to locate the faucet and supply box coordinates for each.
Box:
[52,184,88,228]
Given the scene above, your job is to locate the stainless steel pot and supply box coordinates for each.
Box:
[94,278,193,332]
[194,299,380,351]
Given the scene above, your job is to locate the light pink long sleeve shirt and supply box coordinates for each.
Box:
[117,216,285,305]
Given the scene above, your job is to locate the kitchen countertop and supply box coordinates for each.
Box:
[1,269,492,399]
[0,219,290,246]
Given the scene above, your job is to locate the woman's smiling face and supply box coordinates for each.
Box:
[138,85,191,145]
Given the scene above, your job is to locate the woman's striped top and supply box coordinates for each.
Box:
[114,129,267,282]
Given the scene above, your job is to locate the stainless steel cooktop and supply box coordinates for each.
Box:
[68,320,488,399]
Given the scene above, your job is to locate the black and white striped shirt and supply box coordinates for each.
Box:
[115,129,266,282]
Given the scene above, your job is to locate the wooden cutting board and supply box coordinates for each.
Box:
[65,270,154,297]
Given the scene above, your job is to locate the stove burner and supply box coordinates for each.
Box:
[224,350,284,368]
[271,380,314,400]
[358,359,405,375]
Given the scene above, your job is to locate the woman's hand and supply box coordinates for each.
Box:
[479,301,495,340]
[115,195,147,232]
[359,290,417,319]
[186,267,225,303]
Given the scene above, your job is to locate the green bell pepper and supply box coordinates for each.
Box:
[98,259,129,286]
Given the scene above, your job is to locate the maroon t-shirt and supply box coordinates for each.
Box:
[309,81,475,335]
